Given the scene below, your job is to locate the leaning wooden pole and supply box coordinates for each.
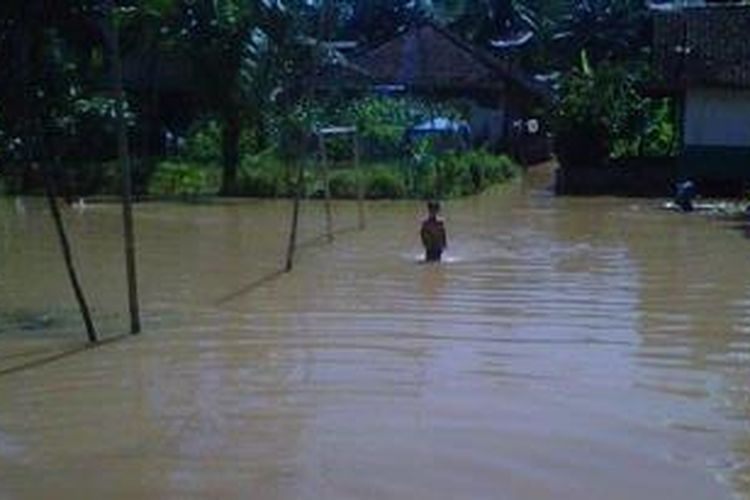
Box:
[109,3,141,334]
[353,131,365,230]
[42,163,98,344]
[319,133,334,243]
[285,158,305,272]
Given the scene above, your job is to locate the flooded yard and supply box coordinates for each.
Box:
[1,169,749,499]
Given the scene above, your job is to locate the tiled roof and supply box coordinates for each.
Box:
[351,22,547,98]
[653,5,750,88]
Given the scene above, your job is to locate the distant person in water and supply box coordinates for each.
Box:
[674,180,696,212]
[421,201,447,262]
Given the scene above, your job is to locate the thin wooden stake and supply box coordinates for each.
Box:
[110,3,141,334]
[42,164,98,344]
[285,159,305,272]
[319,133,334,243]
[353,132,365,230]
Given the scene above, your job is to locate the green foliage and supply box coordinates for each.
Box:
[428,149,518,198]
[237,148,291,197]
[366,167,407,199]
[183,121,223,164]
[329,170,361,199]
[550,0,649,69]
[448,0,538,47]
[239,168,283,197]
[148,161,219,197]
[358,151,517,200]
[638,99,678,158]
[554,62,677,168]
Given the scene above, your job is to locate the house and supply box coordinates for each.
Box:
[652,3,750,184]
[346,22,551,163]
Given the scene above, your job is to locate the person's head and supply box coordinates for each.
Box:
[427,201,441,218]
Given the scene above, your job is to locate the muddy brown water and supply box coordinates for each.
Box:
[1,168,749,499]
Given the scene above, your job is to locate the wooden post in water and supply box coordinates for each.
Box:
[319,132,334,243]
[285,158,305,272]
[41,163,98,344]
[353,131,365,230]
[109,2,141,334]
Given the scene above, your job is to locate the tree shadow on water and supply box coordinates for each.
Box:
[0,334,129,379]
[214,224,362,306]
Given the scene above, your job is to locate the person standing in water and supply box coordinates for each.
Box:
[421,201,447,262]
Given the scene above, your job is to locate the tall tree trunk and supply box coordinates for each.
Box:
[109,1,141,335]
[41,161,98,344]
[221,110,241,196]
[255,116,267,152]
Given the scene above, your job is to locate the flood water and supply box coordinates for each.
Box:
[1,166,749,499]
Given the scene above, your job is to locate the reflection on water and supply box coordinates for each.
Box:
[1,173,749,499]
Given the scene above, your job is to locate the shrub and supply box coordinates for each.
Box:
[366,167,407,199]
[239,169,281,197]
[183,120,222,164]
[237,148,294,197]
[329,170,361,199]
[413,150,517,198]
[476,151,518,185]
[147,161,218,197]
[436,152,474,197]
[412,163,438,199]
[554,59,678,168]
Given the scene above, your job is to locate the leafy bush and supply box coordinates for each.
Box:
[329,170,361,199]
[348,97,465,161]
[183,120,222,164]
[237,148,293,197]
[413,150,517,198]
[239,169,282,197]
[555,57,678,168]
[183,119,262,164]
[148,161,218,197]
[366,167,407,199]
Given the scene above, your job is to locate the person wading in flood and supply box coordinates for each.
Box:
[421,201,447,262]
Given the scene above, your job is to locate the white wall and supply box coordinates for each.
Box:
[684,88,750,147]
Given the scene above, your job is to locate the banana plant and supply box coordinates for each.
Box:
[447,0,539,47]
[162,0,293,195]
[551,0,649,68]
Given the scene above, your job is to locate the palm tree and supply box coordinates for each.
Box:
[345,0,431,43]
[448,0,539,47]
[551,0,649,68]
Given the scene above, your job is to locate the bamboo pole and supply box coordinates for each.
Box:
[319,133,334,243]
[41,163,98,344]
[109,3,141,334]
[285,158,305,272]
[354,132,365,230]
